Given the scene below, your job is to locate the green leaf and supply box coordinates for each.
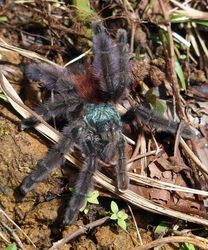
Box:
[87,197,99,204]
[110,214,118,220]
[195,21,208,27]
[117,210,128,219]
[79,200,87,212]
[154,221,170,234]
[0,16,7,23]
[0,93,8,102]
[69,187,75,192]
[111,201,119,214]
[3,243,17,250]
[122,213,128,220]
[117,218,127,231]
[180,242,196,250]
[145,88,166,116]
[72,0,94,14]
[87,190,99,204]
[174,55,186,89]
[83,207,89,214]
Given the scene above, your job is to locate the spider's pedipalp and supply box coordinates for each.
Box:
[20,123,80,194]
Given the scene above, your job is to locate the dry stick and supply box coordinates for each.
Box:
[132,235,208,250]
[1,222,24,250]
[127,204,143,245]
[180,137,208,176]
[0,208,36,248]
[0,230,10,244]
[173,122,183,157]
[123,0,139,53]
[127,149,161,165]
[159,0,186,120]
[48,216,110,250]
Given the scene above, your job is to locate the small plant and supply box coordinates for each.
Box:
[3,243,17,250]
[0,91,8,102]
[180,242,196,250]
[80,190,99,214]
[110,201,128,231]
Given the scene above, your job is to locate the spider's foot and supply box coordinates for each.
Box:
[117,175,129,192]
[20,117,38,130]
[62,207,79,226]
[62,214,76,226]
[19,177,37,195]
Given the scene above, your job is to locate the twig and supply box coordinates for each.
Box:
[1,222,24,250]
[127,204,143,245]
[0,208,36,248]
[127,149,161,165]
[49,216,110,250]
[132,235,208,250]
[123,0,139,53]
[173,122,183,157]
[180,137,208,176]
[159,0,185,120]
[0,230,10,244]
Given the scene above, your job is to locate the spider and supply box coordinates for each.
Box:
[19,22,195,225]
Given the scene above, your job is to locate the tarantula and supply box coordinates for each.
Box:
[20,22,194,225]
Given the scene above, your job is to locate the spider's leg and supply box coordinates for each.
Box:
[21,94,83,130]
[92,22,129,101]
[116,132,128,191]
[63,136,97,225]
[26,64,76,93]
[115,29,130,99]
[122,105,195,139]
[20,124,80,194]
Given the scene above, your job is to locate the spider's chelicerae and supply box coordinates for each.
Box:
[20,22,194,225]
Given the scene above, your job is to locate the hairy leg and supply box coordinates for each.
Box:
[116,133,128,191]
[122,105,195,139]
[63,136,97,225]
[92,22,129,101]
[26,64,76,93]
[20,124,80,194]
[21,94,83,130]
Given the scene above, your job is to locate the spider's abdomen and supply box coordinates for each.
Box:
[84,103,121,133]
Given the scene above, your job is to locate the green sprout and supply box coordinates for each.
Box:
[3,243,17,250]
[80,190,99,214]
[110,201,128,231]
[180,242,196,250]
[0,91,8,102]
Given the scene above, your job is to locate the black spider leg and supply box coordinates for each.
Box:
[115,29,130,100]
[21,93,83,129]
[20,124,80,194]
[63,134,97,225]
[116,132,128,191]
[92,22,129,101]
[98,131,128,191]
[121,104,195,139]
[25,64,76,93]
[22,64,83,129]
